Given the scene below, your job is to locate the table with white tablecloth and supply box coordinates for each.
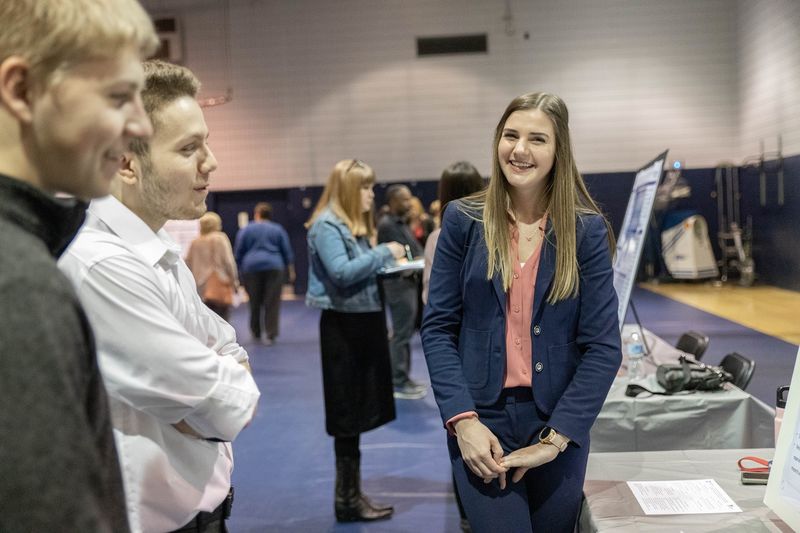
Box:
[579,448,790,532]
[590,326,775,452]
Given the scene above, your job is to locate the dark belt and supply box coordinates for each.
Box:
[170,488,234,533]
[500,386,534,402]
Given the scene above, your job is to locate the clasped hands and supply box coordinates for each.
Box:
[454,417,560,489]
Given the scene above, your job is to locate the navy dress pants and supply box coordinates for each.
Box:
[448,388,589,533]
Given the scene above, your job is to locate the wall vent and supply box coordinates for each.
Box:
[416,34,487,57]
[152,16,184,63]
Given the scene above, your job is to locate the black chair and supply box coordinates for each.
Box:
[675,330,710,360]
[720,352,756,390]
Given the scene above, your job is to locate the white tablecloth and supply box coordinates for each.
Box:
[580,448,790,532]
[590,326,775,452]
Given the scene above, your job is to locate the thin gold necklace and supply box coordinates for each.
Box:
[517,221,542,242]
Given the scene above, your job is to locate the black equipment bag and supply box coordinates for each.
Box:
[656,355,733,393]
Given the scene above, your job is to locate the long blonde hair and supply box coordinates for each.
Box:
[306,159,377,238]
[465,92,613,304]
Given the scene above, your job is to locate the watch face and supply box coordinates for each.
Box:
[540,427,566,451]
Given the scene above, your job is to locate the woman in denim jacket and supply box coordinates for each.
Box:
[305,159,405,523]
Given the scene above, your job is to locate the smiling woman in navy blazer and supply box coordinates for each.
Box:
[421,92,622,533]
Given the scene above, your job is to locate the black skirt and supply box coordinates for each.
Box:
[319,309,396,436]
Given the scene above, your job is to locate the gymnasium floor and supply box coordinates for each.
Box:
[226,284,799,532]
[640,282,800,345]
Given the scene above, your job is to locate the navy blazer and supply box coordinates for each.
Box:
[421,202,621,448]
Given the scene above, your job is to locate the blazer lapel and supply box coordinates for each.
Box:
[533,219,556,321]
[492,271,506,312]
[473,216,505,313]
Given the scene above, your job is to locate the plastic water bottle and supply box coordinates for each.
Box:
[624,331,646,381]
[776,386,789,445]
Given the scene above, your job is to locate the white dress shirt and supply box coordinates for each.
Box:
[59,196,260,533]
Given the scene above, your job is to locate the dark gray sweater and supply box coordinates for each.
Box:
[0,174,129,532]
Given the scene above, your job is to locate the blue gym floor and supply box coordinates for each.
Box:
[226,286,797,532]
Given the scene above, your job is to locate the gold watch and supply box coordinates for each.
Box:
[538,427,568,452]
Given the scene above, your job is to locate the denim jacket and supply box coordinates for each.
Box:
[306,208,394,312]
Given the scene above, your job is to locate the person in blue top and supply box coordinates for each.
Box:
[422,92,622,532]
[235,201,295,345]
[306,159,406,522]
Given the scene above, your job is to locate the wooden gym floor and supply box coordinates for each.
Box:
[640,282,800,346]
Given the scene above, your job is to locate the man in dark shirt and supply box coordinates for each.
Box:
[377,185,426,399]
[0,1,157,530]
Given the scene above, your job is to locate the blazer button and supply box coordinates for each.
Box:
[533,325,541,336]
[535,361,544,373]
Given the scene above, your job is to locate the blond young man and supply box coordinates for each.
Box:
[59,60,260,533]
[0,1,157,531]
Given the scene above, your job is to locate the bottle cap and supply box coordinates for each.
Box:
[777,386,789,408]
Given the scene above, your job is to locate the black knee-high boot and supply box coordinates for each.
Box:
[334,452,393,521]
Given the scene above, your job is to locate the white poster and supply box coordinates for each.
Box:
[764,346,800,529]
[612,151,668,328]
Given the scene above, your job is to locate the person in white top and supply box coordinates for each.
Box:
[59,59,260,533]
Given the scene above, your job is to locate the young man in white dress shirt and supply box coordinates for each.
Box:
[59,60,261,533]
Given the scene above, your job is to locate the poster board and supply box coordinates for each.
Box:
[612,150,668,328]
[764,346,800,529]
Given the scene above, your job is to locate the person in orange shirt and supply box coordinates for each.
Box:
[422,92,621,533]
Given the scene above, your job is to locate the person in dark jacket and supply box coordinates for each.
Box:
[377,184,427,399]
[0,2,157,531]
[306,159,406,523]
[235,202,295,344]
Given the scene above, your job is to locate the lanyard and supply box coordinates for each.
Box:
[737,456,771,473]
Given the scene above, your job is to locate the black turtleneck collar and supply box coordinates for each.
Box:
[0,173,88,258]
